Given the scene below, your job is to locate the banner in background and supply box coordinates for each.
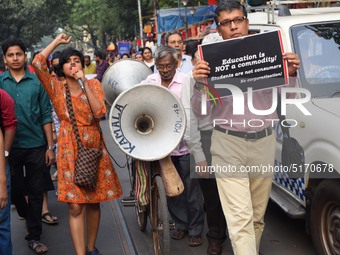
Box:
[118,41,131,57]
[208,0,218,5]
[157,5,215,33]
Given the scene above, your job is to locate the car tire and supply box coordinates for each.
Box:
[310,179,340,255]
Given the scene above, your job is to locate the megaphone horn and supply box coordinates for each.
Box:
[135,114,154,135]
[101,59,152,105]
[109,83,187,162]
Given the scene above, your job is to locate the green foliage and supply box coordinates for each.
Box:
[158,0,208,8]
[0,0,209,52]
[103,0,140,44]
[67,0,102,49]
[0,0,72,51]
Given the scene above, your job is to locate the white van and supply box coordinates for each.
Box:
[247,4,340,254]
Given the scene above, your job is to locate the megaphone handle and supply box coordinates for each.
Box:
[159,156,184,197]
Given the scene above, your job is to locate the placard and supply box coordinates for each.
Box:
[198,30,288,97]
[118,41,131,57]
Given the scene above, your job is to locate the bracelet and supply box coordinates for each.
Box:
[47,145,55,151]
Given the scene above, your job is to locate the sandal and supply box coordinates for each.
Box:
[51,172,58,181]
[42,212,58,225]
[188,235,203,247]
[28,240,48,254]
[171,229,188,240]
[86,247,102,255]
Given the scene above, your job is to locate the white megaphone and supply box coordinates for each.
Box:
[109,83,186,161]
[103,60,186,197]
[109,84,186,197]
[101,59,152,105]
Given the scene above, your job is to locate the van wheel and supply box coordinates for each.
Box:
[310,179,340,255]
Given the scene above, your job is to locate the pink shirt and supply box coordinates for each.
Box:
[142,71,190,156]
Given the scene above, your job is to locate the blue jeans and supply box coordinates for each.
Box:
[0,164,12,255]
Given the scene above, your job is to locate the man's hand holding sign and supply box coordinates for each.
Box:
[193,52,299,80]
[193,31,300,96]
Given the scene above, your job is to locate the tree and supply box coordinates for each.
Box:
[66,0,139,51]
[105,0,140,42]
[66,0,102,50]
[0,0,210,53]
[158,0,209,9]
[0,0,72,51]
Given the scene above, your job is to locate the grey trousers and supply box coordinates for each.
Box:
[167,154,205,236]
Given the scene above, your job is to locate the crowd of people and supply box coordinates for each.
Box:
[0,1,301,255]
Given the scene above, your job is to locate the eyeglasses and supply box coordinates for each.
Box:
[217,16,247,27]
[156,64,175,71]
[168,40,183,45]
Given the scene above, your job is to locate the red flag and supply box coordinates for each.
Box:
[208,0,218,5]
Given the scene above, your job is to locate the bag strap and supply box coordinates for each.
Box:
[64,83,103,148]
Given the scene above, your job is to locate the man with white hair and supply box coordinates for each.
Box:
[143,46,205,247]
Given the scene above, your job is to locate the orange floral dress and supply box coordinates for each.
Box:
[33,54,122,204]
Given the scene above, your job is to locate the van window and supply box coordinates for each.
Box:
[291,22,340,98]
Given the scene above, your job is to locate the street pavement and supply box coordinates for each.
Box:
[11,118,315,255]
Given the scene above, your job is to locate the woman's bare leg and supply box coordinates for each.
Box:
[68,203,86,255]
[86,203,101,251]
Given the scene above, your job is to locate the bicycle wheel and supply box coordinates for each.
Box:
[151,175,170,255]
[135,201,147,232]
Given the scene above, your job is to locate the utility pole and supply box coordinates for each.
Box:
[182,0,189,39]
[154,0,159,45]
[137,0,144,47]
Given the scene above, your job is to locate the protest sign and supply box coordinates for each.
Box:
[198,30,288,97]
[118,41,131,57]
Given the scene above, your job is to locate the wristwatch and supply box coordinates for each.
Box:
[47,145,55,151]
[4,150,9,157]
